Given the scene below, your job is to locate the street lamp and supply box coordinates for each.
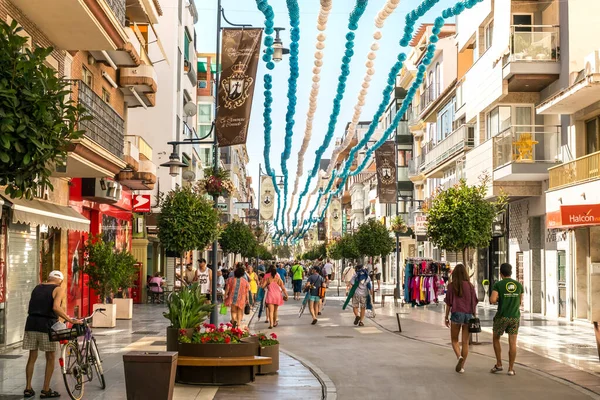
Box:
[160,144,188,177]
[272,28,290,62]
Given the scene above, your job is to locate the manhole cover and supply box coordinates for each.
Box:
[566,344,595,349]
[325,335,353,339]
[0,355,21,359]
[132,331,160,335]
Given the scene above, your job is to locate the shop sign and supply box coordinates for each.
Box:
[217,203,229,212]
[560,204,600,226]
[415,214,427,236]
[133,195,151,213]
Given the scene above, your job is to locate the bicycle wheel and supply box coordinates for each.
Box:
[62,341,84,400]
[90,337,106,389]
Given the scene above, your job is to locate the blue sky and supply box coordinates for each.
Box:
[195,0,456,219]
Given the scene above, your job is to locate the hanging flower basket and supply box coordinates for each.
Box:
[197,167,235,198]
[390,215,408,234]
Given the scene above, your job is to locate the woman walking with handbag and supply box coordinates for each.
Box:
[262,265,289,329]
[444,263,478,373]
[225,267,250,328]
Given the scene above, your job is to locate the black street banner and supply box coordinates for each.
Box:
[216,28,262,147]
[375,141,397,203]
[318,221,326,241]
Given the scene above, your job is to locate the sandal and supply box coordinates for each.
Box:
[23,389,35,398]
[490,365,503,374]
[40,388,61,398]
[311,319,317,325]
[274,321,279,327]
[456,356,464,373]
[508,370,516,376]
[358,321,364,326]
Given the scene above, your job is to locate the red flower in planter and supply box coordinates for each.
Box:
[270,333,278,339]
[225,336,231,344]
[179,329,186,336]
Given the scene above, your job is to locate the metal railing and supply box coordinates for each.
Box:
[420,125,475,174]
[125,135,153,161]
[408,104,421,126]
[506,25,560,64]
[105,0,126,27]
[420,83,440,111]
[548,151,600,190]
[74,80,125,159]
[492,125,560,169]
[408,156,422,177]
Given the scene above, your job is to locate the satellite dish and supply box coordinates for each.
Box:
[182,170,196,182]
[183,101,197,117]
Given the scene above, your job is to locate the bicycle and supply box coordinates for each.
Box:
[50,308,106,400]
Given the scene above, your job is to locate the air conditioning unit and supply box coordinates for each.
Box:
[81,178,122,204]
[198,80,207,89]
[584,50,600,75]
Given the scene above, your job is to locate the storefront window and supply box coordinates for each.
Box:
[40,227,61,281]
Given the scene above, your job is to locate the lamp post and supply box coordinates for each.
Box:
[160,1,288,325]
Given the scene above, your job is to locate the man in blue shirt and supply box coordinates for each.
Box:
[276,263,287,283]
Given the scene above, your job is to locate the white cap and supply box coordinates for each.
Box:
[49,270,64,281]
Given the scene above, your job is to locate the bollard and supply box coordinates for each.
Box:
[396,313,402,333]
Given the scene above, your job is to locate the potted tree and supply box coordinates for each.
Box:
[84,237,119,328]
[163,283,213,351]
[113,249,138,320]
[257,332,279,374]
[157,185,220,343]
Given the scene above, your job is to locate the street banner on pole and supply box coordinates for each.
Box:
[260,175,275,221]
[329,198,342,238]
[318,221,326,241]
[375,141,397,203]
[216,28,262,147]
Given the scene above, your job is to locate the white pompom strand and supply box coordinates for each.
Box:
[374,31,383,40]
[313,75,321,82]
[317,24,326,31]
[358,99,365,106]
[317,33,326,42]
[390,0,400,5]
[371,42,380,51]
[385,5,396,13]
[312,82,319,90]
[315,51,323,60]
[375,20,384,29]
[362,82,370,89]
[366,60,374,68]
[365,75,372,82]
[360,89,368,96]
[368,52,377,60]
[316,42,325,50]
[315,59,323,67]
[367,68,375,75]
[313,67,321,74]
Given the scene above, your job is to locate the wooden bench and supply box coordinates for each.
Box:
[176,356,272,385]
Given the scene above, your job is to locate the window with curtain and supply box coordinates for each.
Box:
[198,104,212,123]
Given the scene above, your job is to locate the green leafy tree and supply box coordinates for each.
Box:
[425,178,506,265]
[158,185,220,262]
[84,237,117,303]
[338,233,361,260]
[327,240,343,260]
[0,20,86,199]
[219,220,257,260]
[113,249,138,295]
[355,219,395,259]
[274,244,292,259]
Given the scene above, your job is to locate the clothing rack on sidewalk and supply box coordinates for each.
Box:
[403,258,448,305]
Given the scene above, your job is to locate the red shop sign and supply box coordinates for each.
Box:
[559,204,600,227]
[133,195,151,213]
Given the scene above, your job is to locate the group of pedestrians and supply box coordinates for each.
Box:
[444,262,523,376]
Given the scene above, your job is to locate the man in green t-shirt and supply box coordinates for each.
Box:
[291,262,304,300]
[489,263,523,376]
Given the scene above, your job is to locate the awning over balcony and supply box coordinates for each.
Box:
[1,196,90,232]
[537,73,600,115]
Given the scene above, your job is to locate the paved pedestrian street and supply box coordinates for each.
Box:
[2,297,598,400]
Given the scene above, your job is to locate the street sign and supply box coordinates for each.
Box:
[217,203,229,212]
[234,202,251,210]
[133,195,151,213]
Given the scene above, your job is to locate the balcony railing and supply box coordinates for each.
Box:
[74,80,125,159]
[506,25,560,64]
[408,104,421,126]
[548,151,600,190]
[420,83,440,112]
[408,156,422,177]
[420,125,475,174]
[105,0,126,27]
[125,135,153,161]
[493,125,560,169]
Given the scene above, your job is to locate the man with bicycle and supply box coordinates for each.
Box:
[23,271,81,399]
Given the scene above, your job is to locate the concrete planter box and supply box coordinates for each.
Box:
[92,303,116,328]
[113,298,133,320]
[258,344,279,374]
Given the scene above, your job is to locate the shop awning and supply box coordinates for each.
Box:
[1,195,90,232]
[547,204,600,229]
[197,61,221,74]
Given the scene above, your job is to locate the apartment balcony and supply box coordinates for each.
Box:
[117,136,156,190]
[503,25,561,92]
[492,125,560,181]
[548,151,600,191]
[408,103,424,133]
[12,0,128,51]
[54,80,126,178]
[420,83,441,114]
[420,125,475,178]
[126,0,162,24]
[408,157,425,184]
[119,64,158,107]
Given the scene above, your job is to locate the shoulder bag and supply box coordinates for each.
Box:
[468,284,481,333]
